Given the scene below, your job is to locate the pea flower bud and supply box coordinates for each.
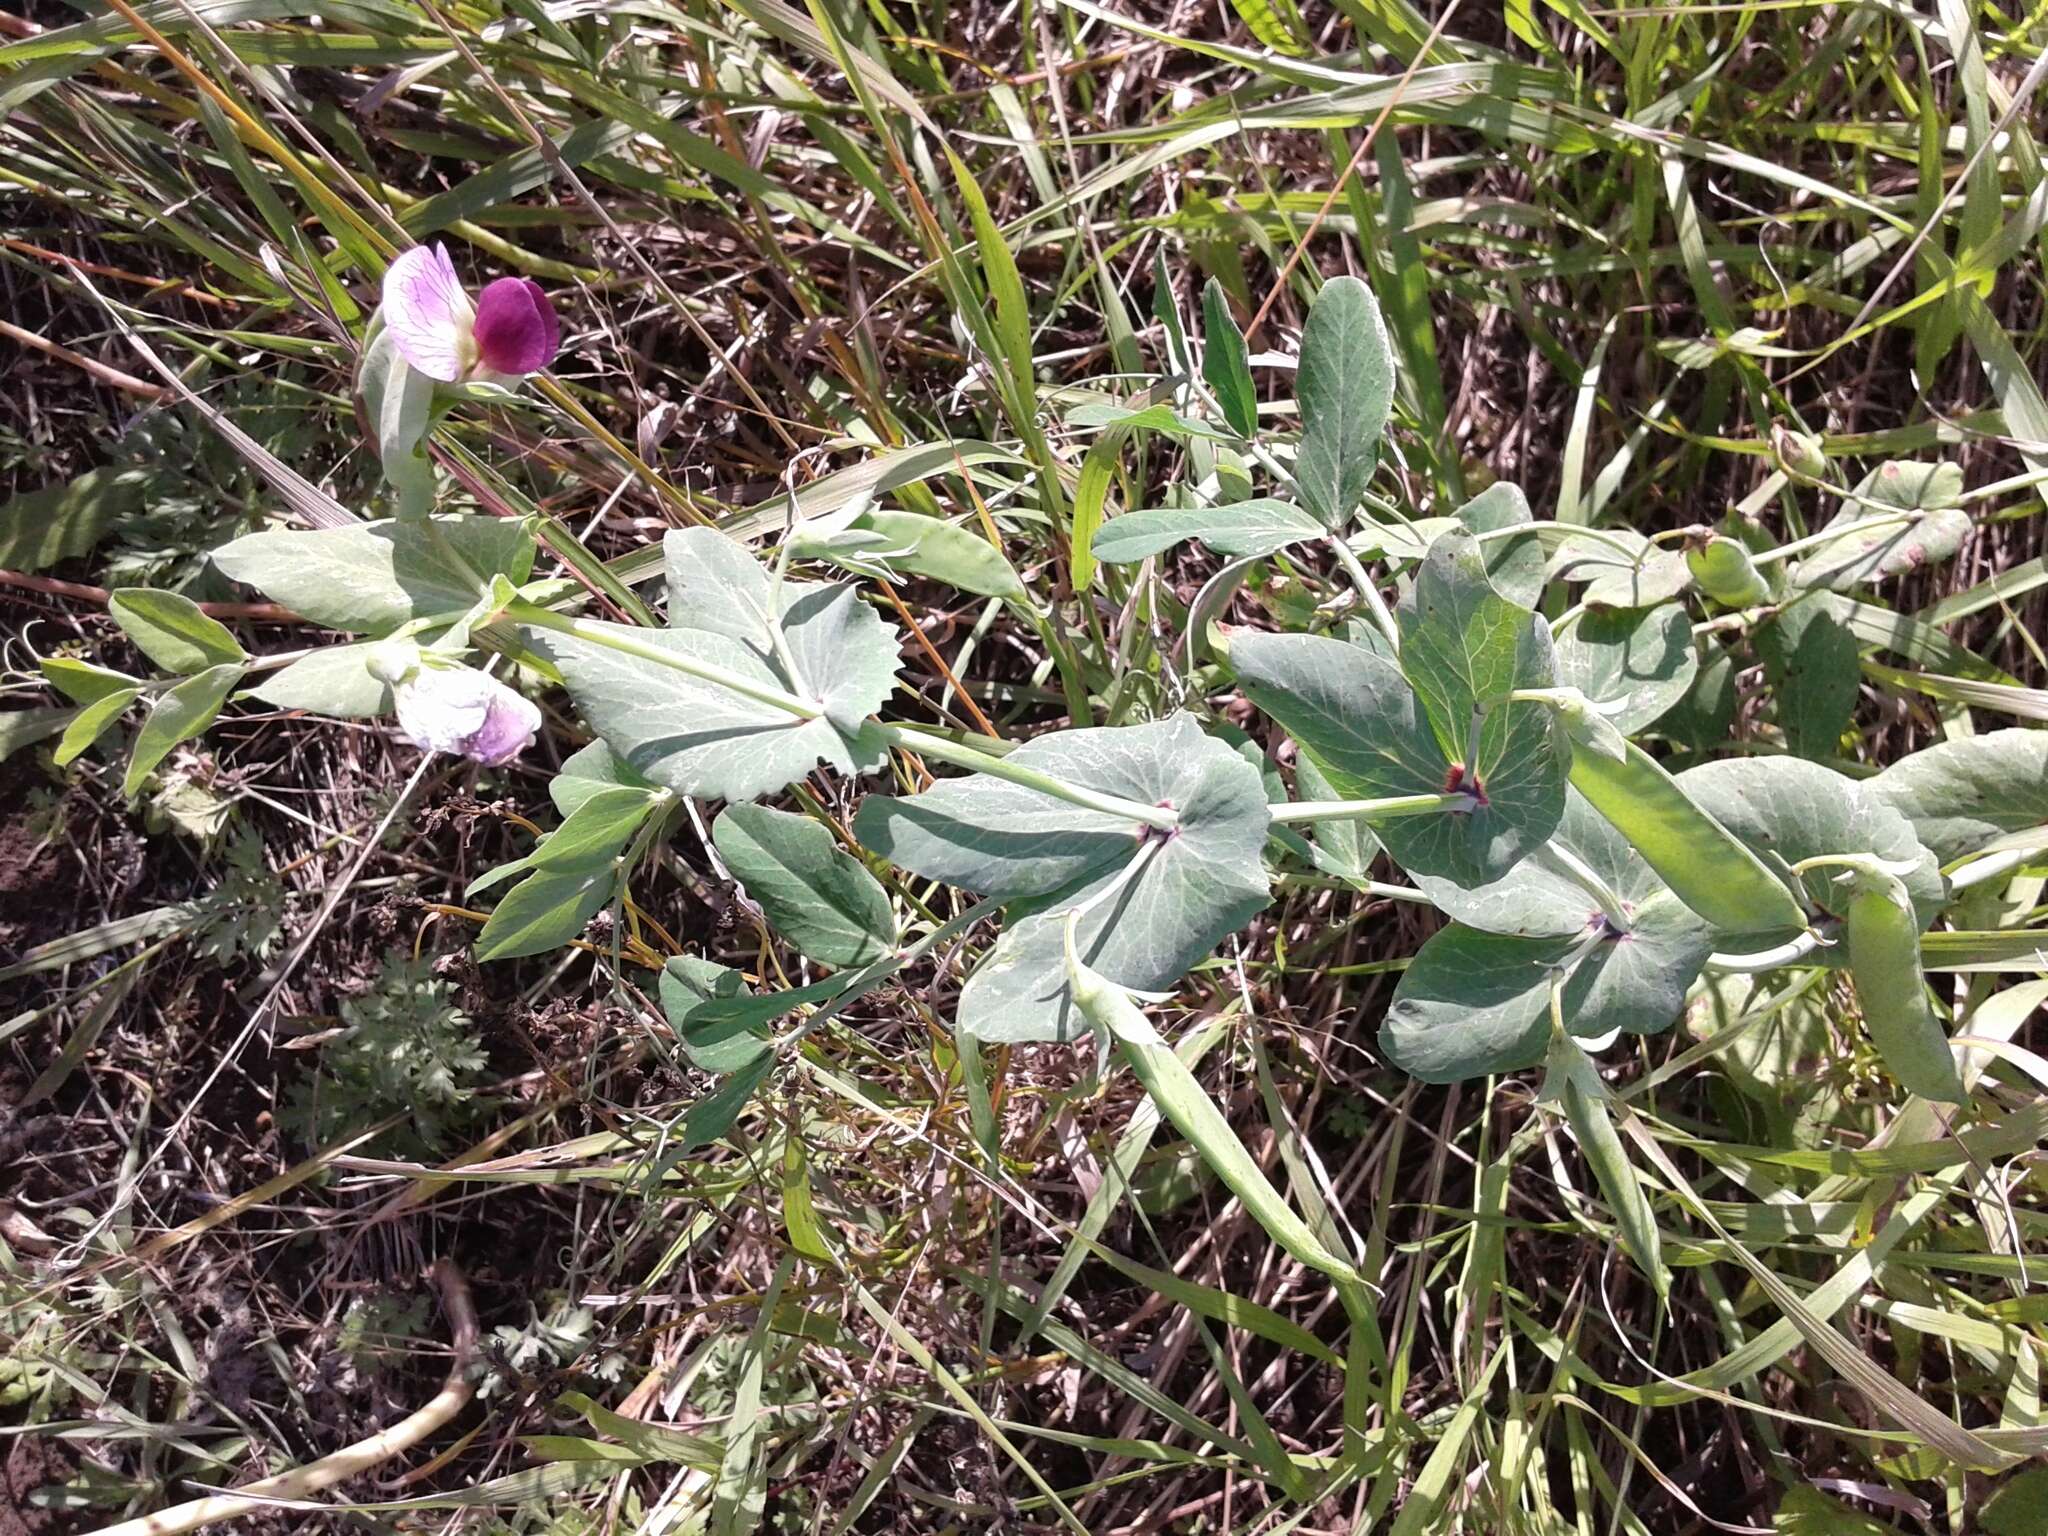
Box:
[1770,423,1827,479]
[383,243,559,384]
[393,661,542,766]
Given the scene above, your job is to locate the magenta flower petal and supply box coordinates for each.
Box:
[382,244,473,383]
[472,277,558,376]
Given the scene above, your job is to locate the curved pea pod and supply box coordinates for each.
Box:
[1685,536,1771,608]
[1066,937,1358,1286]
[1842,865,1967,1103]
[1542,692,1808,934]
[1544,1033,1666,1304]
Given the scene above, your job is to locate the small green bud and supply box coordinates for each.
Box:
[1685,535,1772,607]
[1770,423,1827,478]
[365,638,422,686]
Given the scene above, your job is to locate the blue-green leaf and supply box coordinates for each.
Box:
[859,716,1271,1043]
[1091,499,1323,564]
[1866,728,2048,864]
[213,516,534,634]
[1234,630,1563,889]
[1755,592,1860,760]
[1294,275,1394,529]
[659,956,772,1074]
[42,657,139,706]
[551,739,661,817]
[1552,604,1699,736]
[1200,277,1258,437]
[796,508,1025,599]
[534,529,898,803]
[1677,755,1945,959]
[714,803,896,968]
[246,642,393,719]
[1411,789,1664,939]
[122,664,242,797]
[1382,897,1713,1083]
[1791,461,1971,591]
[108,588,247,674]
[474,866,616,962]
[54,687,140,767]
[1398,528,1561,769]
[358,323,438,519]
[1454,482,1545,607]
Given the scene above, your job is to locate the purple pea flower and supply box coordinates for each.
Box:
[471,277,558,375]
[383,244,559,383]
[394,663,542,766]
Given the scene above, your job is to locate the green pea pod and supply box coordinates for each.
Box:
[1547,699,1808,934]
[1843,868,1967,1103]
[1065,936,1358,1285]
[1545,1034,1667,1303]
[1686,536,1771,607]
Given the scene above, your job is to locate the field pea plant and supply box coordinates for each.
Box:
[46,226,2048,1509]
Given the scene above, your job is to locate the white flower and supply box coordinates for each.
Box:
[393,663,541,766]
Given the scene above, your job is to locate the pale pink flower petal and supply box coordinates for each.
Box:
[382,244,474,383]
[471,277,559,376]
[463,685,543,765]
[395,666,540,765]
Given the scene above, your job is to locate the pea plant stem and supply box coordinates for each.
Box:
[1948,844,2041,891]
[1703,931,1827,973]
[1271,792,1466,824]
[1693,611,1756,638]
[1068,834,1166,926]
[242,647,317,675]
[1787,852,1914,880]
[507,600,825,721]
[1751,510,1918,567]
[880,722,1180,830]
[1700,840,2039,973]
[1460,703,1489,784]
[1277,872,1433,901]
[1787,455,1968,527]
[761,543,815,697]
[1963,465,2048,504]
[1526,522,1648,557]
[121,647,319,695]
[1325,534,1402,650]
[1464,520,1657,561]
[1549,601,1590,637]
[1019,600,1096,727]
[1534,841,1632,930]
